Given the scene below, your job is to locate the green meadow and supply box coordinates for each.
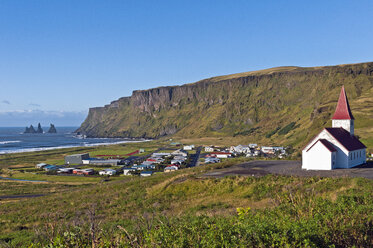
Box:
[0,142,372,247]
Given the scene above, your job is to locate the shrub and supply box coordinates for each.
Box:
[278,122,296,135]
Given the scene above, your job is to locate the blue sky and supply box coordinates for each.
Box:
[0,0,372,126]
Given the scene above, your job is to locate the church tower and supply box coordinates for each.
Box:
[332,86,354,135]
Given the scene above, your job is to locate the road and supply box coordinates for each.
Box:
[202,160,373,179]
[188,146,202,167]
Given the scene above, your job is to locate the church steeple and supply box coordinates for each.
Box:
[332,86,354,120]
[332,86,354,135]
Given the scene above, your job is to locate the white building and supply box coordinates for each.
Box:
[205,157,220,164]
[152,153,172,157]
[211,152,232,159]
[123,168,137,175]
[261,147,275,154]
[172,149,188,157]
[99,169,117,176]
[164,166,179,173]
[183,145,195,150]
[204,146,214,152]
[302,86,366,170]
[230,145,251,154]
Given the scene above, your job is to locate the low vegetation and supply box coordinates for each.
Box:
[1,140,372,247]
[1,156,373,247]
[278,122,298,135]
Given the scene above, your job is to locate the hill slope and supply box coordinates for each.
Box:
[77,62,373,150]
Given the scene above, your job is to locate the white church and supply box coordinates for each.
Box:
[302,86,366,170]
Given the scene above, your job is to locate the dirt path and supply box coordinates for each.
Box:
[202,160,373,179]
[0,194,46,199]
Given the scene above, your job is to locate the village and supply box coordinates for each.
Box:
[33,143,289,178]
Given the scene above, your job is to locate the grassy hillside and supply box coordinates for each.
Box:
[1,160,373,247]
[77,62,373,152]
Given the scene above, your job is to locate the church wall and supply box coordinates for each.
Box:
[320,131,350,168]
[303,141,333,170]
[347,148,366,168]
[332,119,354,135]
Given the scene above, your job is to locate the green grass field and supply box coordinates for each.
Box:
[1,162,373,247]
[1,141,373,247]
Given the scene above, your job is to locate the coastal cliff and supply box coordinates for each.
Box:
[77,62,373,148]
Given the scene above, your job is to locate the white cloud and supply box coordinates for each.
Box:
[29,103,41,107]
[0,110,88,127]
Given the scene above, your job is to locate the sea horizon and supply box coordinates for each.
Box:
[0,127,147,155]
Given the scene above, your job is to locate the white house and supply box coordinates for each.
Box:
[261,147,275,154]
[99,169,117,176]
[211,152,232,159]
[152,153,172,157]
[183,145,195,150]
[204,146,214,152]
[140,171,153,177]
[36,163,48,168]
[230,145,251,154]
[172,149,188,157]
[205,157,220,164]
[123,168,137,175]
[164,165,179,173]
[302,86,366,170]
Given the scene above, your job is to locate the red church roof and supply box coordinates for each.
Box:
[325,128,366,151]
[332,86,354,120]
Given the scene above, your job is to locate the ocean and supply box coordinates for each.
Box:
[0,127,144,154]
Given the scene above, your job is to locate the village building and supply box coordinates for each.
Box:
[261,147,276,154]
[210,152,232,159]
[57,168,75,174]
[140,171,153,177]
[205,157,220,164]
[123,168,137,175]
[73,168,94,175]
[36,163,48,169]
[229,145,251,154]
[89,159,121,166]
[204,146,214,152]
[172,149,188,157]
[65,153,90,165]
[183,145,195,150]
[98,169,117,176]
[164,165,179,173]
[302,86,366,170]
[152,152,171,157]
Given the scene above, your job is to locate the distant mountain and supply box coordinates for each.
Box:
[77,62,373,150]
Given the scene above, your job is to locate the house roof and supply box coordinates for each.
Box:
[141,171,153,174]
[306,139,337,152]
[165,166,178,170]
[325,127,366,151]
[332,86,355,120]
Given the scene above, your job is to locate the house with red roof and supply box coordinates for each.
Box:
[302,86,366,170]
